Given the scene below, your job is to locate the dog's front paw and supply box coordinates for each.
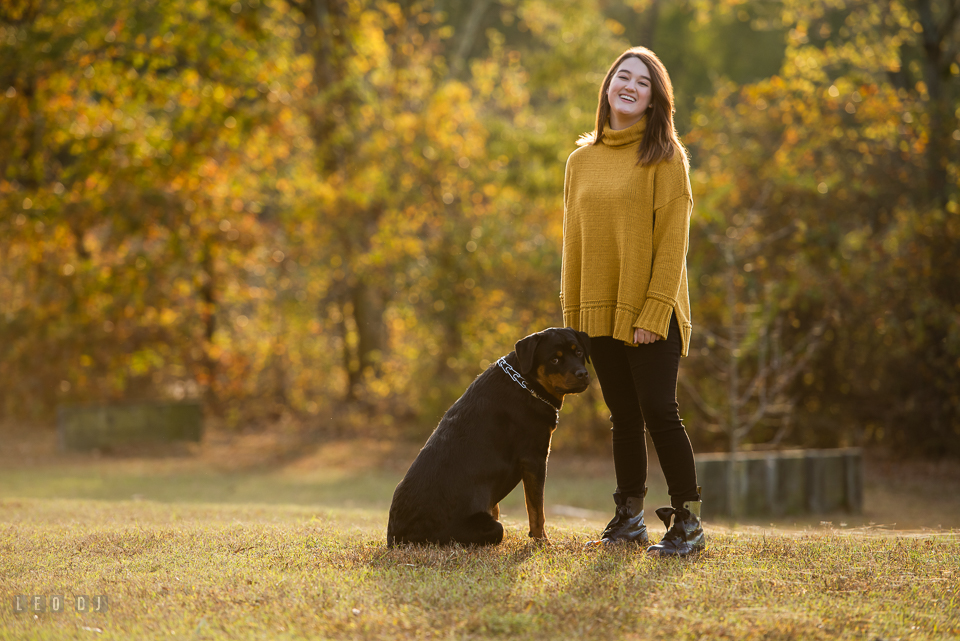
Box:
[528,532,551,546]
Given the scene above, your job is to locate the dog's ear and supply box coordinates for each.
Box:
[515,332,542,375]
[575,330,592,364]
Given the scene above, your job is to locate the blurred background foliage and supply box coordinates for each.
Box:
[1,0,958,456]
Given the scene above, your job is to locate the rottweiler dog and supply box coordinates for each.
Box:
[387,327,591,547]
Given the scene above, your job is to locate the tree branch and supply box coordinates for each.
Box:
[449,0,493,75]
[679,374,722,420]
[696,325,736,351]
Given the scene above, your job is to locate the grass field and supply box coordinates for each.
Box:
[1,426,958,640]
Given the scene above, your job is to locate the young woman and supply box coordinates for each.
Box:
[561,46,704,556]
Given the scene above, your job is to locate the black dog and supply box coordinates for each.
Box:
[387,327,591,547]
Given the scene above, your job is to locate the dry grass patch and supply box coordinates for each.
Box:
[2,428,958,639]
[1,498,957,640]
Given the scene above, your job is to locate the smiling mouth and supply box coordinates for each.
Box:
[618,94,637,104]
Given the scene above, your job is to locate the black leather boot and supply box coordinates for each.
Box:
[585,489,648,547]
[646,497,705,557]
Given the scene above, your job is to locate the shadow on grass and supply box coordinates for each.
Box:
[5,427,958,530]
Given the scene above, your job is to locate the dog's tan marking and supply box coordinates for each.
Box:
[521,463,548,541]
[536,365,567,404]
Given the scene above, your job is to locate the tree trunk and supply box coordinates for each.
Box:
[297,0,390,400]
[200,241,218,408]
[638,0,661,49]
[351,276,386,378]
[915,0,957,205]
[725,242,741,519]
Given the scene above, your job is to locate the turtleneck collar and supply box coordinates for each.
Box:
[600,114,648,148]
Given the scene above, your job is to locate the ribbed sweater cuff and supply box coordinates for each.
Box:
[634,298,674,340]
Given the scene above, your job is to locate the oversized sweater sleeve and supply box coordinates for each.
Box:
[560,154,571,309]
[633,154,692,339]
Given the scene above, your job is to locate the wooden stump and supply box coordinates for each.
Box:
[696,455,730,516]
[694,448,863,518]
[775,452,808,516]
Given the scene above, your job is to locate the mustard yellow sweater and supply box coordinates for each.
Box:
[561,115,693,357]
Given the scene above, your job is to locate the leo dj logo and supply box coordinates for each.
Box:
[12,595,108,614]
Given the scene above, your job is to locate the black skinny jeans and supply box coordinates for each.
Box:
[590,313,700,508]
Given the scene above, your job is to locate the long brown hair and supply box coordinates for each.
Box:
[578,46,688,169]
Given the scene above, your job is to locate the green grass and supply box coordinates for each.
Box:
[1,431,958,640]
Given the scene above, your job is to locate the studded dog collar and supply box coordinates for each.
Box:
[496,357,561,413]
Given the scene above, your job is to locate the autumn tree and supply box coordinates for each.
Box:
[684,0,960,456]
[0,0,294,418]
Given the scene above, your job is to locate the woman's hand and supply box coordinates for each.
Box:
[633,328,663,344]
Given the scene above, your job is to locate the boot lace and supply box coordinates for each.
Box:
[654,506,690,543]
[602,505,632,536]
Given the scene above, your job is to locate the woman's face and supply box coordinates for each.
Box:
[606,57,652,130]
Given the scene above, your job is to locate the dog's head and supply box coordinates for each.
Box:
[515,327,591,400]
